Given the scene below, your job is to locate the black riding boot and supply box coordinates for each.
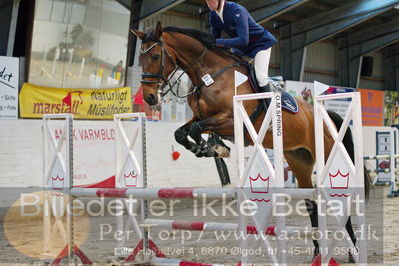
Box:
[258,83,273,93]
[258,83,273,109]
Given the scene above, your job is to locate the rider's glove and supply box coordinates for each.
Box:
[207,36,217,47]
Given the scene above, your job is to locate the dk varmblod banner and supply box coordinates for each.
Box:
[19,83,131,119]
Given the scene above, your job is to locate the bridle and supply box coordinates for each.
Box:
[140,41,207,98]
[140,42,175,89]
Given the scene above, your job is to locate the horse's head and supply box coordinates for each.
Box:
[132,22,177,106]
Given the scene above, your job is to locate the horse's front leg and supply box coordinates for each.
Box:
[174,117,208,157]
[188,116,232,158]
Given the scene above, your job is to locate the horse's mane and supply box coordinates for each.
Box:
[143,26,248,63]
[165,26,217,47]
[143,26,216,48]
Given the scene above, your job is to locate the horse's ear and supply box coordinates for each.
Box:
[131,28,145,40]
[155,21,163,41]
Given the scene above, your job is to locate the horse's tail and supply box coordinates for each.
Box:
[327,110,371,201]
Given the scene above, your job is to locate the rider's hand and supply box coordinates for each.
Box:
[207,37,225,48]
[208,36,217,47]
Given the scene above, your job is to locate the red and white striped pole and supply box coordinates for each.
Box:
[71,187,236,199]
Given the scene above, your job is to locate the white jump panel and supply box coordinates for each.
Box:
[42,114,74,262]
[234,92,285,264]
[314,91,367,265]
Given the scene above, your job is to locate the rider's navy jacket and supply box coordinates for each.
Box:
[209,1,277,58]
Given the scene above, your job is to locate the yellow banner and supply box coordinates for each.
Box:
[19,83,132,119]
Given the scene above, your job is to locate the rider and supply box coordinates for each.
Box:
[206,0,278,93]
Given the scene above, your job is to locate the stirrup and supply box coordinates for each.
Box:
[269,76,283,82]
[268,78,284,92]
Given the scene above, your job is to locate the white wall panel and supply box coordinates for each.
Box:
[306,42,336,71]
[143,13,205,32]
[303,41,337,85]
[269,42,280,77]
[302,72,337,86]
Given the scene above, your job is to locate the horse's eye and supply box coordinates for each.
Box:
[151,54,160,61]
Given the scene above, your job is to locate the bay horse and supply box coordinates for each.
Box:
[132,22,370,262]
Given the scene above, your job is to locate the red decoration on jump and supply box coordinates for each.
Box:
[249,173,271,202]
[51,175,64,190]
[96,188,128,198]
[329,170,350,197]
[329,170,349,189]
[172,221,205,231]
[311,254,340,266]
[171,145,181,160]
[79,175,115,188]
[158,188,194,198]
[246,225,276,235]
[124,170,138,187]
[249,173,269,194]
[172,151,181,160]
[51,244,92,265]
[125,239,166,262]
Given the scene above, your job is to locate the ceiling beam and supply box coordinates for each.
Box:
[343,16,392,34]
[274,13,301,23]
[165,10,202,21]
[304,0,336,11]
[183,0,205,9]
[138,0,186,22]
[249,0,310,24]
[348,17,399,58]
[338,17,399,88]
[288,0,399,41]
[115,0,131,10]
[279,0,399,81]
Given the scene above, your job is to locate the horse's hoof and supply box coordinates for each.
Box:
[214,145,230,158]
[311,247,319,260]
[348,252,355,263]
[313,251,319,259]
[195,151,206,158]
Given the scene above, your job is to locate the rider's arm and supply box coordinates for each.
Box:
[216,7,249,49]
[209,13,221,38]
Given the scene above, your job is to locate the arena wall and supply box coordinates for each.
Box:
[303,41,337,85]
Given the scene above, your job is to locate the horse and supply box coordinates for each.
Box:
[132,21,370,262]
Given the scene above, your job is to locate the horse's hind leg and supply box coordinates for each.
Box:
[285,149,357,262]
[284,150,320,256]
[346,218,356,262]
[305,195,357,262]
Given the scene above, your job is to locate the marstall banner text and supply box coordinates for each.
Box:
[19,83,131,119]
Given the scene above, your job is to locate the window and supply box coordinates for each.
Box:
[29,0,129,89]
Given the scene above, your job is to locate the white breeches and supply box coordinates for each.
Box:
[254,48,272,87]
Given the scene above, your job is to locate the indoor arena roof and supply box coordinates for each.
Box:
[120,0,399,43]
